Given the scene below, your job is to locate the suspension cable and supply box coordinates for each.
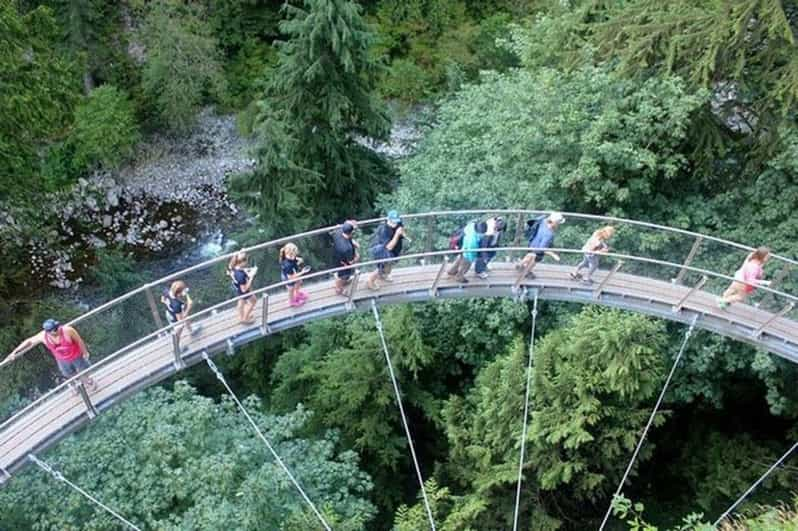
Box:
[28,454,142,531]
[713,440,798,527]
[202,352,331,531]
[513,290,539,531]
[371,300,436,531]
[598,313,699,531]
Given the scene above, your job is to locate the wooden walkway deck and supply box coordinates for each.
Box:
[2,261,797,484]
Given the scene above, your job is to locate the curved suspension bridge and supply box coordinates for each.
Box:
[2,209,798,530]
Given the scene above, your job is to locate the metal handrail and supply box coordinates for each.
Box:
[57,209,798,331]
[7,203,797,362]
[4,208,797,425]
[4,244,797,437]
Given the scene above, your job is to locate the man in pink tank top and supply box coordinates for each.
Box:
[4,319,96,392]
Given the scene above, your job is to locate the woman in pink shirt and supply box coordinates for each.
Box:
[4,319,96,392]
[717,247,771,309]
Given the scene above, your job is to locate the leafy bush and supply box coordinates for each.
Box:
[0,383,377,529]
[0,2,78,199]
[378,58,437,102]
[71,85,140,172]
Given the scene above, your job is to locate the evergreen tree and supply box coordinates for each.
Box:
[141,0,227,132]
[0,1,77,200]
[530,308,667,511]
[588,0,798,163]
[235,0,391,236]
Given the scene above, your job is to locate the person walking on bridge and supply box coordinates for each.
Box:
[570,225,615,284]
[228,251,258,324]
[475,215,506,279]
[280,243,311,307]
[367,210,407,290]
[717,246,772,309]
[161,280,200,347]
[516,212,564,278]
[333,221,360,296]
[447,220,487,283]
[4,320,96,393]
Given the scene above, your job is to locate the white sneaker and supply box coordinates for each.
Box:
[477,272,489,280]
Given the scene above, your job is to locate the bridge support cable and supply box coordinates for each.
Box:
[202,352,332,531]
[513,290,539,531]
[713,441,798,527]
[371,299,437,531]
[598,314,699,531]
[28,454,142,531]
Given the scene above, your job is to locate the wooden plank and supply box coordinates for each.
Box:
[3,262,798,477]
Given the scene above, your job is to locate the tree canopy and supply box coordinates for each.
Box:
[0,382,376,530]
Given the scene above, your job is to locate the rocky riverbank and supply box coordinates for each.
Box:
[5,106,427,291]
[4,109,252,289]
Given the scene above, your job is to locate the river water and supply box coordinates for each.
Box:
[57,106,428,303]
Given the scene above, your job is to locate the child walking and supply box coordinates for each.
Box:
[570,226,615,284]
[280,243,311,307]
[718,247,771,309]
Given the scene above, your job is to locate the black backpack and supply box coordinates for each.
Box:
[449,227,465,250]
[524,215,547,241]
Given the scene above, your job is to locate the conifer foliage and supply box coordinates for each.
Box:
[237,0,391,235]
[591,0,798,126]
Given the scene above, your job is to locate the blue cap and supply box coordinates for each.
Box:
[341,222,355,235]
[387,210,402,224]
[42,319,60,332]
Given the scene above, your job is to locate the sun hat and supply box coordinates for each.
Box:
[548,212,566,224]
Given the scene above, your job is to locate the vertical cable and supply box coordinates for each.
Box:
[598,314,699,531]
[371,300,436,531]
[203,353,331,531]
[513,290,539,531]
[28,454,142,531]
[713,441,798,527]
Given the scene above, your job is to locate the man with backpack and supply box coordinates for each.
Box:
[475,216,506,279]
[447,220,487,283]
[516,212,565,279]
[367,210,406,290]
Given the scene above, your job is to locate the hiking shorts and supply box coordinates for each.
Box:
[57,356,90,378]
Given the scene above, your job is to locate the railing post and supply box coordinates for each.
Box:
[144,285,165,329]
[75,382,98,419]
[672,275,708,313]
[512,212,525,250]
[673,237,703,285]
[594,261,624,299]
[226,339,235,357]
[261,293,271,335]
[346,269,361,310]
[429,258,449,297]
[1,467,10,483]
[753,302,795,339]
[170,328,185,370]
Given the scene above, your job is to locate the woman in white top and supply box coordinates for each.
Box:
[570,226,615,283]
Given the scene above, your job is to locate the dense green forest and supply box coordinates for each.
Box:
[2,0,798,529]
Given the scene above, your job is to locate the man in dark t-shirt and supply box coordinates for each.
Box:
[333,221,360,295]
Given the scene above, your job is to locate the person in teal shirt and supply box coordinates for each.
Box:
[447,220,487,283]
